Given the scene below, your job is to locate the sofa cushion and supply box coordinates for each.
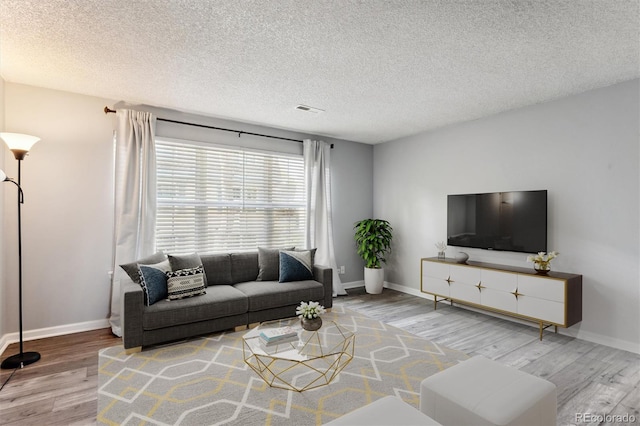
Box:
[230,252,259,284]
[168,253,201,270]
[279,249,314,283]
[200,253,233,286]
[142,285,248,330]
[166,266,207,300]
[257,246,294,281]
[120,251,166,283]
[234,280,324,312]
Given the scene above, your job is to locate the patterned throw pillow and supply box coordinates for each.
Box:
[279,250,314,283]
[139,263,170,306]
[166,266,206,300]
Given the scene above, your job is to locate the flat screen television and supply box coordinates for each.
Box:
[447,190,547,254]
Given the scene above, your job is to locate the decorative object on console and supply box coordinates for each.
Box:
[354,218,393,294]
[527,251,558,275]
[435,241,447,259]
[0,133,41,370]
[297,300,326,331]
[455,251,469,264]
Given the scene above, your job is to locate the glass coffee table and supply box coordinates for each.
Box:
[242,317,355,392]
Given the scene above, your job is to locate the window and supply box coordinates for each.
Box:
[155,138,306,254]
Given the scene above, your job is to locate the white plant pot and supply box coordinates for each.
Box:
[364,267,385,294]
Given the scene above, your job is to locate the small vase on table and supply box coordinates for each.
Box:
[297,301,326,331]
[301,316,323,331]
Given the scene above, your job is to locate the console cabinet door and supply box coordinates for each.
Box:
[449,265,481,304]
[481,269,518,292]
[480,269,518,312]
[518,296,565,324]
[422,261,450,297]
[517,275,566,325]
[517,276,564,302]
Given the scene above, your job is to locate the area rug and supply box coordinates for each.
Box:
[98,306,467,425]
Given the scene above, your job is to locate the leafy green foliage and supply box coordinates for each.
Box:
[353,219,393,269]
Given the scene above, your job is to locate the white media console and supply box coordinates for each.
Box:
[420,257,582,339]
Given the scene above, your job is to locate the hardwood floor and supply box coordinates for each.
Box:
[0,288,638,425]
[0,328,120,425]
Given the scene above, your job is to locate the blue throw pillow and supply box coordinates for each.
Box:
[279,250,314,283]
[139,264,169,306]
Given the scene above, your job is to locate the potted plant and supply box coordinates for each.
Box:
[354,219,393,294]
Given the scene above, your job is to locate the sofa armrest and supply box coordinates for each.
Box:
[313,264,333,308]
[122,278,144,350]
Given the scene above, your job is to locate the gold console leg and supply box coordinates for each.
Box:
[539,323,557,340]
[539,323,543,340]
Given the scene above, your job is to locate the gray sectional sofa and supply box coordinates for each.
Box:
[122,250,333,352]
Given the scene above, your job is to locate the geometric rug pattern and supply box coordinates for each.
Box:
[98,306,468,425]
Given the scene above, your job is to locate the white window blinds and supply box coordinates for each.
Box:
[155,138,306,254]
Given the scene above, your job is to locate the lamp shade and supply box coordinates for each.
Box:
[0,133,40,151]
[0,133,40,160]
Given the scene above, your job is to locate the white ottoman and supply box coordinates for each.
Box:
[326,396,442,425]
[420,356,556,426]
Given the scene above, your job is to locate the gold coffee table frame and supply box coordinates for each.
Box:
[242,317,355,392]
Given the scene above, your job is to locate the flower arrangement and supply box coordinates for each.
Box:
[296,301,326,320]
[526,251,558,272]
[435,241,447,259]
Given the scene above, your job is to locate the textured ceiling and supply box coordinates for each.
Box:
[1,1,638,144]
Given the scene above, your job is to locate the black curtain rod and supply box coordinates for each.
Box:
[104,106,333,148]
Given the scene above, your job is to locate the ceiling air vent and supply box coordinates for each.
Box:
[295,104,325,114]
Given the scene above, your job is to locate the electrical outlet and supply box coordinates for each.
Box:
[339,265,345,274]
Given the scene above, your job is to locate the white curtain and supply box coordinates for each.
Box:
[108,110,157,336]
[304,139,347,296]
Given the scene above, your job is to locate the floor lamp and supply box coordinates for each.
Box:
[0,132,41,369]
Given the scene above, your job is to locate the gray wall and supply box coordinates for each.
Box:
[373,79,640,352]
[1,83,372,344]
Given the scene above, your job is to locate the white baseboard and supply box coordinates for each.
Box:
[341,280,365,290]
[0,318,111,356]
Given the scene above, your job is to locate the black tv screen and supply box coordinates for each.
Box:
[447,190,547,254]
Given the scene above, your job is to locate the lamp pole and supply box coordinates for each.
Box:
[1,133,41,369]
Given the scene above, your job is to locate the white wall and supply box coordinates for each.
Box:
[0,77,5,342]
[374,79,640,353]
[1,83,372,345]
[2,84,116,338]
